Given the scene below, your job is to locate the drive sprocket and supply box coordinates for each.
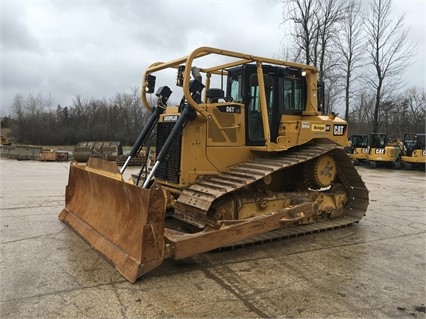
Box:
[305,153,337,189]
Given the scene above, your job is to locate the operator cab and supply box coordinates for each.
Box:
[226,64,307,146]
[370,133,388,149]
[351,134,369,150]
[404,133,426,156]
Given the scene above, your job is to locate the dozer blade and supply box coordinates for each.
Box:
[59,158,166,283]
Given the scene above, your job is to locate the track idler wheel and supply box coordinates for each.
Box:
[305,154,337,189]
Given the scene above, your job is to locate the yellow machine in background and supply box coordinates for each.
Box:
[401,133,426,170]
[367,133,403,168]
[348,134,369,166]
[1,135,11,145]
[59,47,369,282]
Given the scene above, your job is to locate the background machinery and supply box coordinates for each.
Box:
[367,133,403,168]
[73,141,123,162]
[401,133,426,170]
[1,135,11,145]
[348,134,369,166]
[59,47,369,283]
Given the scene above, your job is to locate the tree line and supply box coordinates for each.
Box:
[6,88,151,146]
[4,84,423,147]
[348,87,425,137]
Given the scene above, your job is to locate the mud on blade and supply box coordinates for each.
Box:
[59,158,166,283]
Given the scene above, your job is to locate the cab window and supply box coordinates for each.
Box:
[279,77,305,113]
[230,76,243,102]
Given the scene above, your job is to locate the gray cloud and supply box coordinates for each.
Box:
[1,0,424,116]
[2,4,42,52]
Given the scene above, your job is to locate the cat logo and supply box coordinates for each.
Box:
[333,124,347,136]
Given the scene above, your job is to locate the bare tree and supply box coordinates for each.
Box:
[11,93,25,123]
[401,87,426,133]
[348,90,375,134]
[315,0,347,115]
[280,0,319,65]
[323,64,343,114]
[336,0,365,121]
[281,0,346,115]
[314,0,346,71]
[364,0,416,133]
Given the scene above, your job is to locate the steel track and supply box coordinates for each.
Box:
[174,143,369,246]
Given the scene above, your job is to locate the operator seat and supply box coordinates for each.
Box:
[206,88,225,103]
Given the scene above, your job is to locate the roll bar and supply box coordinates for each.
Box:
[141,46,319,119]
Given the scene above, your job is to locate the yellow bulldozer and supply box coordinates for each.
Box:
[59,47,369,283]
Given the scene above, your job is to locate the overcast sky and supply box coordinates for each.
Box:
[1,0,425,116]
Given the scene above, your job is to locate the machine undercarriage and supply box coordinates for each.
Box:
[158,143,368,248]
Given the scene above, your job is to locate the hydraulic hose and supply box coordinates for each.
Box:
[120,105,165,174]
